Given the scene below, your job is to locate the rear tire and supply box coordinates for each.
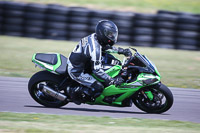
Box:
[28,71,68,108]
[133,84,173,113]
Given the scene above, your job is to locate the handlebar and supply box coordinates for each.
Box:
[122,47,137,68]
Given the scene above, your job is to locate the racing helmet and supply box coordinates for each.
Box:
[95,20,118,47]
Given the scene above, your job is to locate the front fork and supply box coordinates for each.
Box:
[141,83,161,101]
[144,91,154,101]
[140,90,154,101]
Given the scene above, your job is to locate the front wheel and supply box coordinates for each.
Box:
[132,84,173,114]
[28,71,68,108]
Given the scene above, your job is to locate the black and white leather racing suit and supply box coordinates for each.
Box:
[67,33,120,92]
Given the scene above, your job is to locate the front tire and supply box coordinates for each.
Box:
[133,84,173,114]
[28,71,68,108]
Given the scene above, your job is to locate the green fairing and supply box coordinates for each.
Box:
[93,84,141,106]
[91,65,122,82]
[90,65,141,106]
[105,65,122,78]
[93,72,161,106]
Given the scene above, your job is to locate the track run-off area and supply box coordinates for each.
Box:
[0,76,199,123]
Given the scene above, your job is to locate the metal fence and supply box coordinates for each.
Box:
[0,1,200,50]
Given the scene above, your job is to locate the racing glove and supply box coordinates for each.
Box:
[113,77,124,86]
[118,47,132,57]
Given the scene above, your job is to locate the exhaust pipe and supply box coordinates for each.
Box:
[38,84,67,101]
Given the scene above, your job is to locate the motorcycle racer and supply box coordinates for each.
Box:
[67,20,132,104]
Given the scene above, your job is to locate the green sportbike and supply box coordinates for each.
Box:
[28,48,173,113]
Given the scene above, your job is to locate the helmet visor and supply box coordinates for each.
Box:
[104,29,118,42]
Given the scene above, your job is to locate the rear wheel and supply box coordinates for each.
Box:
[133,84,173,113]
[28,71,68,108]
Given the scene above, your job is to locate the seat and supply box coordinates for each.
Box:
[35,53,57,65]
[55,54,68,75]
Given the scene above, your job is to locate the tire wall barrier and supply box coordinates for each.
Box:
[0,1,200,50]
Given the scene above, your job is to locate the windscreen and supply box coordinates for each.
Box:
[134,52,155,73]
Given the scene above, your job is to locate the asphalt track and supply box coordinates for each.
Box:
[0,76,200,123]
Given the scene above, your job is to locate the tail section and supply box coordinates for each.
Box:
[32,53,68,75]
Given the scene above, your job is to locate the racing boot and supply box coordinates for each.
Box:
[90,81,104,99]
[66,86,83,105]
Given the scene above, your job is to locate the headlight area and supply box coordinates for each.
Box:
[142,78,158,85]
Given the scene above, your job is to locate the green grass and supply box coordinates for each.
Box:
[0,36,200,89]
[0,112,200,132]
[11,0,200,14]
